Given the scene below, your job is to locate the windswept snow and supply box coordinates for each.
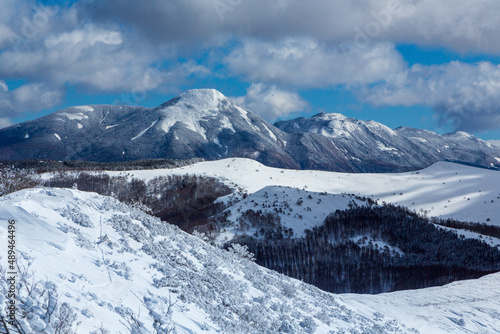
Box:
[235,106,260,131]
[159,89,226,139]
[262,124,278,141]
[377,142,398,153]
[219,115,236,133]
[53,133,61,141]
[339,272,500,334]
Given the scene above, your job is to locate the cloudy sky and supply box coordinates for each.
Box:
[1,0,500,141]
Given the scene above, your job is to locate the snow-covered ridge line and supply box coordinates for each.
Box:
[99,158,500,227]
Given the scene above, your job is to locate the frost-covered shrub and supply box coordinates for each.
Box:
[108,261,132,280]
[299,316,318,333]
[108,215,150,242]
[228,243,255,262]
[58,223,94,249]
[142,292,175,334]
[0,262,78,334]
[281,282,297,298]
[60,205,93,228]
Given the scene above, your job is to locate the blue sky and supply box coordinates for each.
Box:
[1,0,500,141]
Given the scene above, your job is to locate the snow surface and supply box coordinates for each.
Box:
[235,105,260,131]
[131,119,158,141]
[1,188,500,333]
[159,89,229,139]
[0,188,420,333]
[339,272,500,334]
[58,112,89,121]
[73,105,94,112]
[303,113,398,139]
[102,158,500,227]
[217,186,368,239]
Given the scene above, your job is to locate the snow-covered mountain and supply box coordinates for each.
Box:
[76,158,499,295]
[275,112,500,171]
[0,89,354,171]
[1,89,500,172]
[101,158,500,228]
[2,187,500,333]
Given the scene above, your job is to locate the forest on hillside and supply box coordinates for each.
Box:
[44,172,233,231]
[228,205,500,294]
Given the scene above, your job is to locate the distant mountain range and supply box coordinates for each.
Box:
[1,89,499,172]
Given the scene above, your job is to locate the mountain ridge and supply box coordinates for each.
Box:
[1,89,499,172]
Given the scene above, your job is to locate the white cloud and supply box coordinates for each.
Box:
[234,83,308,120]
[86,0,500,55]
[0,24,160,92]
[364,61,500,132]
[488,140,500,148]
[225,38,406,88]
[0,3,208,121]
[44,28,123,48]
[0,83,63,118]
[0,80,8,92]
[1,0,500,131]
[0,117,12,129]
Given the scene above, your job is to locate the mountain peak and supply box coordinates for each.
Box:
[444,131,474,139]
[176,88,227,106]
[312,112,348,120]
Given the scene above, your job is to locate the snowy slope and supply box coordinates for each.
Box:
[0,188,415,333]
[215,186,369,241]
[100,158,500,227]
[339,272,500,334]
[1,188,500,333]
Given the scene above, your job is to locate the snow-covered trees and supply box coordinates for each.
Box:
[0,167,40,197]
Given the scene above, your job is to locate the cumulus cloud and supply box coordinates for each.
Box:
[0,1,208,121]
[225,38,406,88]
[0,80,7,92]
[2,0,500,132]
[0,24,172,92]
[234,83,308,120]
[0,118,12,129]
[364,61,500,132]
[85,0,500,54]
[0,83,63,119]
